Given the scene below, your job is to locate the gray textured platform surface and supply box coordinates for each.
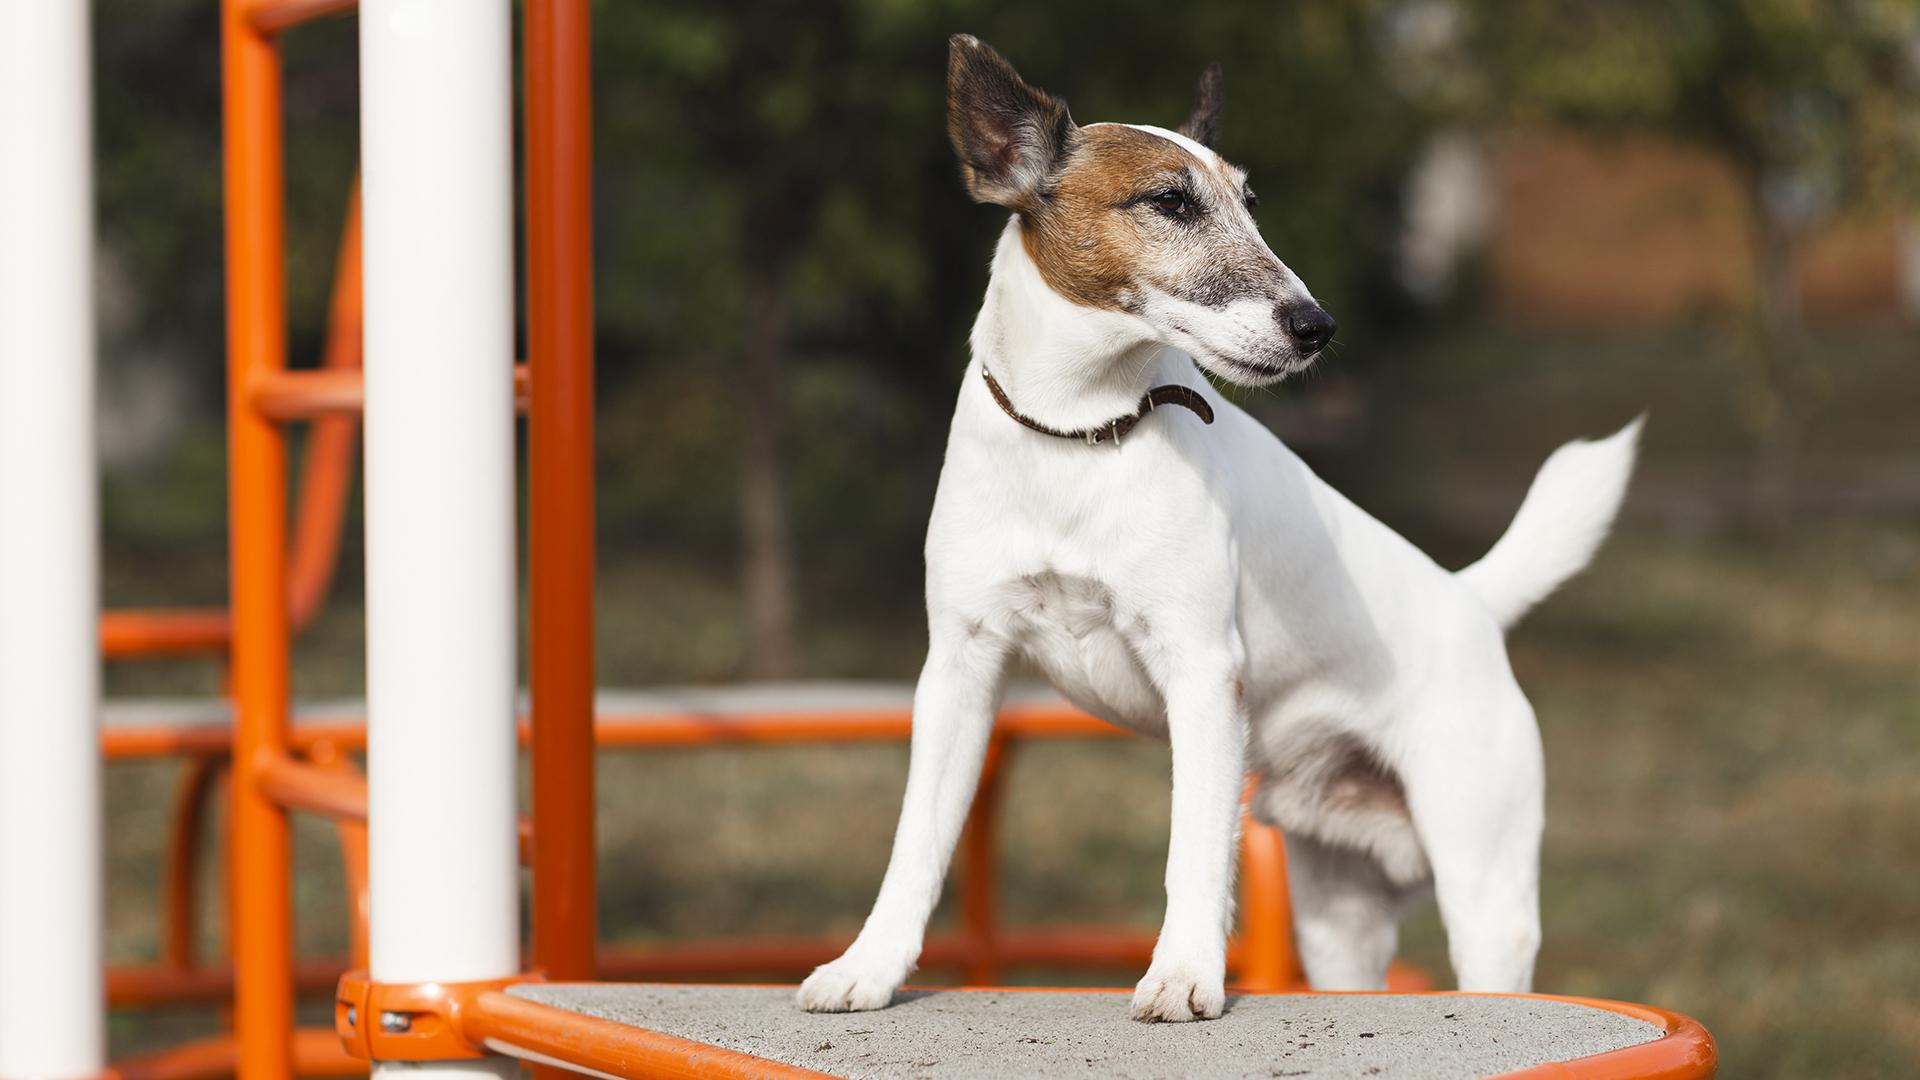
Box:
[509,984,1662,1079]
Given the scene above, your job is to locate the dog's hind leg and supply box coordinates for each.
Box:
[796,627,1009,1012]
[1285,834,1403,991]
[1404,692,1545,993]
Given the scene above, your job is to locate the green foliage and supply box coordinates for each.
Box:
[586,1,1434,562]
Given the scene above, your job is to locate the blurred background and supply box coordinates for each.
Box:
[97,1,1917,1075]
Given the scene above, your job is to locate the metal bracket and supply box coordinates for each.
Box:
[335,970,541,1061]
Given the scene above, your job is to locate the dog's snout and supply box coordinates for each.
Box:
[1280,305,1336,355]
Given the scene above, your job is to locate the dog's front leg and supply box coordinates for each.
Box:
[796,630,1007,1013]
[1134,659,1247,1022]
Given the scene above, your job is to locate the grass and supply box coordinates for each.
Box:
[98,325,1920,1075]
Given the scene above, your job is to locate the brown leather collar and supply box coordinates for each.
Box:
[981,367,1214,446]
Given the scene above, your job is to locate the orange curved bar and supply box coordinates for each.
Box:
[1495,995,1717,1079]
[306,740,371,968]
[107,1028,362,1080]
[254,752,367,822]
[458,990,835,1080]
[162,757,224,970]
[285,182,362,633]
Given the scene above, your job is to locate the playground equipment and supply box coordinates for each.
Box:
[0,0,1718,1076]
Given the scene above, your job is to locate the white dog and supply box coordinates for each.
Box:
[798,35,1640,1022]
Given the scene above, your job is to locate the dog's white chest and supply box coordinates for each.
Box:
[1000,570,1166,734]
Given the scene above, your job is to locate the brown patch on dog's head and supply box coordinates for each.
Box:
[1014,123,1281,316]
[948,38,1333,380]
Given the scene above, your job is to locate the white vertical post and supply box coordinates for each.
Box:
[359,0,520,1075]
[0,3,104,1078]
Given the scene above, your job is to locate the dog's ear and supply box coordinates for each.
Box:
[947,35,1075,209]
[1177,63,1224,150]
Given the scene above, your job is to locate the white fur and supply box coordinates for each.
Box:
[1458,417,1642,628]
[798,208,1637,1019]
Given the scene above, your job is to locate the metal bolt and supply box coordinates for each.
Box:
[345,1006,357,1029]
[380,1010,411,1033]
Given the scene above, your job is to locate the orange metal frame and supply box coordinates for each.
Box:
[103,705,1341,1016]
[90,1,1713,1077]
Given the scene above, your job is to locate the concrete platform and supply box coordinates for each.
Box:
[509,984,1664,1079]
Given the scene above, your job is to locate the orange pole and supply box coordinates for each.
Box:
[524,0,600,1003]
[221,0,295,1073]
[960,736,1010,984]
[1234,819,1298,990]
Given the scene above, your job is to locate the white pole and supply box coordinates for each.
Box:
[0,3,104,1077]
[359,1,520,1075]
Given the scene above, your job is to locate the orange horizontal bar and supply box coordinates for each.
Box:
[106,925,1169,1011]
[589,704,1118,748]
[100,609,232,659]
[255,752,367,822]
[248,368,365,420]
[249,364,530,421]
[246,0,358,35]
[102,704,1121,760]
[254,750,536,865]
[460,990,835,1080]
[107,1027,362,1080]
[605,932,1426,992]
[107,960,343,1008]
[594,928,1158,983]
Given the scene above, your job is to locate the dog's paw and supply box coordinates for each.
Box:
[795,955,904,1013]
[1130,965,1226,1023]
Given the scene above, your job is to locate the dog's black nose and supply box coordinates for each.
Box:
[1282,305,1336,355]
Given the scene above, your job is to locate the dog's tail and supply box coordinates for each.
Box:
[1456,415,1644,631]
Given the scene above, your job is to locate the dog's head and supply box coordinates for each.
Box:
[948,35,1334,386]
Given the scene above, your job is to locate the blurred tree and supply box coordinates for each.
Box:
[593,0,1429,673]
[1446,0,1920,521]
[595,0,958,676]
[92,1,1431,671]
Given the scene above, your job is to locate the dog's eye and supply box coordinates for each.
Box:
[1244,187,1259,210]
[1149,189,1189,217]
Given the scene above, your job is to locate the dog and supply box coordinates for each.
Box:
[797,35,1640,1023]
